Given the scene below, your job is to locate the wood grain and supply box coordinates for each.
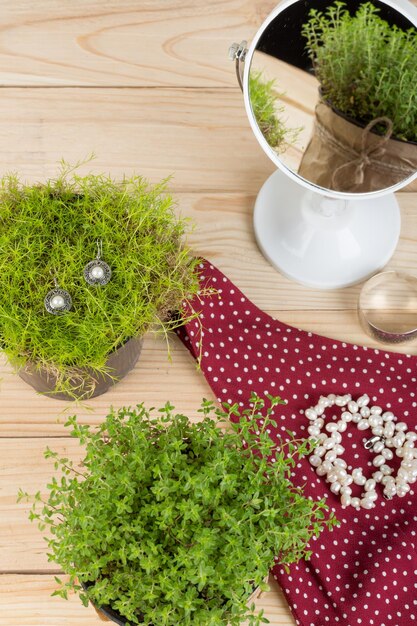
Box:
[0,574,293,626]
[0,0,275,87]
[1,1,417,625]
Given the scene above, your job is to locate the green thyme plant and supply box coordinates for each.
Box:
[20,394,337,626]
[249,71,301,152]
[0,162,199,398]
[302,1,417,141]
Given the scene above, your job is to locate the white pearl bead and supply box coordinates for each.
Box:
[352,413,361,423]
[327,394,336,404]
[305,408,318,421]
[333,444,345,455]
[392,433,405,448]
[397,484,410,497]
[341,475,353,486]
[364,490,378,501]
[325,450,337,462]
[318,396,331,408]
[370,405,382,415]
[372,426,384,437]
[384,422,395,438]
[357,394,370,407]
[308,425,320,437]
[324,438,335,450]
[360,499,375,509]
[348,400,358,413]
[325,422,339,433]
[341,411,353,422]
[335,395,347,407]
[395,422,408,432]
[382,411,395,422]
[369,415,382,428]
[381,475,394,486]
[372,441,385,454]
[402,449,415,461]
[327,470,339,483]
[91,265,105,279]
[406,432,417,442]
[330,481,341,494]
[341,494,351,507]
[314,445,326,457]
[336,420,347,433]
[315,418,325,428]
[340,485,352,495]
[352,468,363,479]
[316,464,328,477]
[357,419,370,431]
[404,440,415,449]
[321,461,333,473]
[315,405,325,416]
[333,458,347,469]
[364,478,376,491]
[354,474,366,486]
[373,471,383,483]
[332,431,342,444]
[373,455,385,467]
[382,448,394,460]
[360,406,371,418]
[309,455,321,467]
[336,468,348,481]
[350,497,361,509]
[51,295,65,309]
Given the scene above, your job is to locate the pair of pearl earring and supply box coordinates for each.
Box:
[44,241,112,315]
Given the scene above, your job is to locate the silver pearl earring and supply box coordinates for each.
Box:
[44,275,72,315]
[83,240,112,286]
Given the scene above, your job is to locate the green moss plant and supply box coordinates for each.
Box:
[20,394,337,626]
[302,1,417,141]
[0,163,199,398]
[249,71,301,152]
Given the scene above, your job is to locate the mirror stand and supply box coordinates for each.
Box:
[253,169,401,289]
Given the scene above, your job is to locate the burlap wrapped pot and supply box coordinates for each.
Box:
[298,101,417,193]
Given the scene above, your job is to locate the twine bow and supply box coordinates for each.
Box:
[331,116,393,191]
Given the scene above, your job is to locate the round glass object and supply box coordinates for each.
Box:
[358,271,417,344]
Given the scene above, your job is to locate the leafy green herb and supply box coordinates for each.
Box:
[302,1,417,141]
[20,393,338,625]
[0,161,199,398]
[249,71,301,152]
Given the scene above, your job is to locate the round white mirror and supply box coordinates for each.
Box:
[232,0,417,288]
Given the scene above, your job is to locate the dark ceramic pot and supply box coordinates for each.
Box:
[83,578,266,625]
[18,337,143,401]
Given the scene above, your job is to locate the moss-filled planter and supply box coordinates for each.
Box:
[18,337,143,401]
[0,165,199,400]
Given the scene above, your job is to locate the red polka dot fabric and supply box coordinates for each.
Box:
[176,260,417,626]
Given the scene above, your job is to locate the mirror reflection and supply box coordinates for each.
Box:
[249,0,417,193]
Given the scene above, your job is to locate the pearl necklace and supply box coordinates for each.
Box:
[305,393,417,509]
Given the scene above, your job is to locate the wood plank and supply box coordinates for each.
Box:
[0,574,295,626]
[0,0,275,87]
[0,87,275,193]
[1,306,416,436]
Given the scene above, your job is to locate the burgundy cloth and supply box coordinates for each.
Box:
[176,259,417,626]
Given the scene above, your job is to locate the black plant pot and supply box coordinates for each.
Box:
[82,578,265,625]
[18,336,143,401]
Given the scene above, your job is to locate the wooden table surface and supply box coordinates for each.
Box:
[1,2,416,625]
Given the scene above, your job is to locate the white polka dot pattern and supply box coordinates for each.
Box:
[176,260,417,626]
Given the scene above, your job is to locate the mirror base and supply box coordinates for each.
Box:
[253,170,401,290]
